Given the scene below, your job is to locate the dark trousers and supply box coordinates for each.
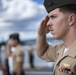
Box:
[29,54,34,68]
[5,59,10,75]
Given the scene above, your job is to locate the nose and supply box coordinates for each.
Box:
[47,19,52,26]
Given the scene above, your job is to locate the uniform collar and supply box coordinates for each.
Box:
[54,40,76,71]
[68,40,76,58]
[57,40,76,58]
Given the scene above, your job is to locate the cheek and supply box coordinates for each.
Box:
[57,22,67,32]
[54,18,68,32]
[53,23,68,39]
[58,25,68,38]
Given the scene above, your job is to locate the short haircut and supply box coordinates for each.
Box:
[9,33,20,43]
[59,4,76,14]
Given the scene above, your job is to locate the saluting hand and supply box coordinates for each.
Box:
[38,15,49,36]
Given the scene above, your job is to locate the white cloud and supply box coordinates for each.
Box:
[0,0,46,28]
[1,0,46,20]
[0,0,48,41]
[0,22,12,27]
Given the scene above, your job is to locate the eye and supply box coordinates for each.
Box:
[50,15,57,19]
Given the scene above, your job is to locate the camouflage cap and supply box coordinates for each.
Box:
[44,0,76,13]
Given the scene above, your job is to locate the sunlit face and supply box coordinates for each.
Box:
[47,8,70,39]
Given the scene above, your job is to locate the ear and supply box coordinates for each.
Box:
[68,14,76,26]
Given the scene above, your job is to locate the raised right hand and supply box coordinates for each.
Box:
[38,15,49,36]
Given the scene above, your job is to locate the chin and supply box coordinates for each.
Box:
[53,35,61,40]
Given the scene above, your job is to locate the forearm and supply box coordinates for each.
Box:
[36,34,49,57]
[36,15,50,57]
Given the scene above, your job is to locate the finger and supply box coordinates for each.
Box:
[40,20,45,27]
[38,20,45,32]
[46,26,50,32]
[39,16,49,29]
[44,28,49,35]
[44,15,49,25]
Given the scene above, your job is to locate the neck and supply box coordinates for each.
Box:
[63,38,76,48]
[62,29,76,48]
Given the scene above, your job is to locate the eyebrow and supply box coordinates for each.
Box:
[49,14,57,17]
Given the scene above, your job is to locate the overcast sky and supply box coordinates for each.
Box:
[0,0,53,41]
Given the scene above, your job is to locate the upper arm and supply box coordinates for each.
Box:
[16,51,24,63]
[40,44,63,62]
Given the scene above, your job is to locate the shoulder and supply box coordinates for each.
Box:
[56,43,64,49]
[49,42,64,51]
[16,45,24,54]
[16,45,23,50]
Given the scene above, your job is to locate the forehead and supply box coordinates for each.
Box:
[10,38,16,41]
[48,8,61,16]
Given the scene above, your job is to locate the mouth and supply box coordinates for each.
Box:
[49,29,54,34]
[48,26,54,34]
[49,28,53,32]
